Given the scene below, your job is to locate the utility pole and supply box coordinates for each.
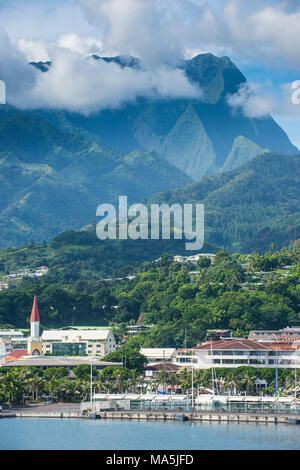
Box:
[211,340,214,396]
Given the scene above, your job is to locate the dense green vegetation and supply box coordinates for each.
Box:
[1,364,299,405]
[148,153,300,252]
[0,52,297,249]
[0,243,299,348]
[0,230,217,285]
[0,113,191,248]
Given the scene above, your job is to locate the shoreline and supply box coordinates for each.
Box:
[2,409,300,425]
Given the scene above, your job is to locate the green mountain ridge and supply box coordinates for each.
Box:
[147,152,300,252]
[0,116,192,247]
[0,52,298,248]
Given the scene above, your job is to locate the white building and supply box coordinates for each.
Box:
[191,339,300,370]
[0,330,27,350]
[174,253,216,265]
[249,326,300,342]
[140,348,177,364]
[0,339,12,358]
[42,328,117,357]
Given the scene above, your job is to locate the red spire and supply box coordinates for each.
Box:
[30,296,40,322]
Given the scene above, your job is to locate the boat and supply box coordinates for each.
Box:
[175,414,189,421]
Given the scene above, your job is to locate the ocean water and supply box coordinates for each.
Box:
[0,418,300,450]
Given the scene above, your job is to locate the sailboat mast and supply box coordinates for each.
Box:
[90,354,93,411]
[211,340,214,396]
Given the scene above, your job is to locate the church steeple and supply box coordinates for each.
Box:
[30,295,40,323]
[27,296,42,356]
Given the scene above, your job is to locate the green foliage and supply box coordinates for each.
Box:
[147,153,300,252]
[103,348,148,374]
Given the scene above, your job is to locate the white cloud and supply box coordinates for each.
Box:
[227,82,274,118]
[227,79,300,119]
[57,33,104,57]
[18,38,52,62]
[1,0,300,117]
[76,0,300,69]
[8,44,201,114]
[0,28,38,102]
[77,0,183,67]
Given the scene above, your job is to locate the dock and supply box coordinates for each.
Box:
[2,409,300,424]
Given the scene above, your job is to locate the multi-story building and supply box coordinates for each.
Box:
[191,338,300,369]
[0,339,12,358]
[41,328,117,357]
[0,329,27,350]
[139,348,177,364]
[249,326,300,342]
[126,325,153,337]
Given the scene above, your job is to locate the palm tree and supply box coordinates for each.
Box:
[46,378,59,402]
[93,376,109,394]
[223,372,240,395]
[112,369,128,394]
[27,374,47,401]
[0,371,24,405]
[178,368,191,393]
[241,373,255,396]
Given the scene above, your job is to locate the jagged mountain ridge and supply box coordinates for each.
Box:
[27,53,298,180]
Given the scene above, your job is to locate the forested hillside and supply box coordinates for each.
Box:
[0,245,299,349]
[148,152,300,252]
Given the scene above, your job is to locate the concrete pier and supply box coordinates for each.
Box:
[95,410,294,424]
[1,403,299,424]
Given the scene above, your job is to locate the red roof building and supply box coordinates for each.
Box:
[191,339,300,369]
[5,349,29,361]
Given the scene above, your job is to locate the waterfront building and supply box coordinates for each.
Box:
[192,338,300,369]
[174,349,198,366]
[144,362,180,379]
[82,393,300,414]
[42,328,117,357]
[140,348,177,364]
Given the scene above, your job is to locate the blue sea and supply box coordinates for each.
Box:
[0,418,300,450]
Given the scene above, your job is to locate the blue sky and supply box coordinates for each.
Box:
[0,0,299,147]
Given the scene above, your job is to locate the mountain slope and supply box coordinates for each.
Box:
[223,136,268,171]
[147,153,300,252]
[162,104,217,178]
[0,115,191,247]
[28,53,298,179]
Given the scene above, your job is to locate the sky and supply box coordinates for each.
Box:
[0,0,299,147]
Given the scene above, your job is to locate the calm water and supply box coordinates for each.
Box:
[1,418,300,450]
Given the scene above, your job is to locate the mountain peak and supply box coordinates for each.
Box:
[183,53,246,103]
